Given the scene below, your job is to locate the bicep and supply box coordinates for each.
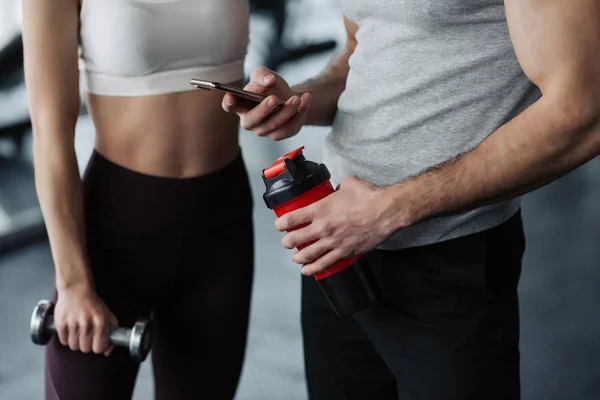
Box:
[22,0,81,136]
[505,0,600,100]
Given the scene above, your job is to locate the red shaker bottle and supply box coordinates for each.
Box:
[262,146,381,316]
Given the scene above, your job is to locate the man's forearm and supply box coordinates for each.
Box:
[291,50,351,126]
[385,92,600,229]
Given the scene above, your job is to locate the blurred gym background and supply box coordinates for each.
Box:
[0,1,598,399]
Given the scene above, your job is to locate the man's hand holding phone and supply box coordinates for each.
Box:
[222,67,312,141]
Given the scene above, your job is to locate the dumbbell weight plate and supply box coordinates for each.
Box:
[130,318,152,363]
[30,299,53,345]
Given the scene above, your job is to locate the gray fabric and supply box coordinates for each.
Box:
[322,0,540,250]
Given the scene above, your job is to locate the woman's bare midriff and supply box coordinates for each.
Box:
[86,80,243,178]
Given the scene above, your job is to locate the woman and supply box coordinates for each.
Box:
[22,1,287,398]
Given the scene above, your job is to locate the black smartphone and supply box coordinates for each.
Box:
[190,79,285,108]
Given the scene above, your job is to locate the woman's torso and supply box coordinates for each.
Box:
[78,0,250,178]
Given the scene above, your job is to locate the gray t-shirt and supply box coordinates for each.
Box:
[322,0,540,250]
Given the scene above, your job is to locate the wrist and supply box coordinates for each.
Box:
[291,75,342,127]
[56,279,94,294]
[55,264,94,292]
[380,180,430,231]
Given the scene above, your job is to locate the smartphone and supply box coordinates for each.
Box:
[190,79,285,108]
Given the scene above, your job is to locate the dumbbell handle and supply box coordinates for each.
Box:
[44,315,132,348]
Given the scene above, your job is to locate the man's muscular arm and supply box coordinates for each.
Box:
[384,0,600,228]
[274,0,600,275]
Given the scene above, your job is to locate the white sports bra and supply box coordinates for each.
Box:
[78,0,249,96]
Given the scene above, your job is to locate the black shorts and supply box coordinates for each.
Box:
[301,211,525,400]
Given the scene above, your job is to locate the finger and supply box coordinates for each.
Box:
[292,239,338,265]
[253,95,302,136]
[91,315,108,354]
[223,93,255,114]
[264,93,312,141]
[222,93,237,113]
[240,95,281,131]
[55,319,69,346]
[78,318,93,353]
[67,321,80,351]
[282,223,323,249]
[104,313,118,357]
[275,207,313,231]
[104,345,115,358]
[243,81,272,95]
[108,313,118,327]
[301,248,348,276]
[299,91,312,110]
[249,67,277,88]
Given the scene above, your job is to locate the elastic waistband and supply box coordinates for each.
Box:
[82,150,252,229]
[79,60,244,97]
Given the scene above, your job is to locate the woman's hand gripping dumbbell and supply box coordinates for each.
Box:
[30,300,152,363]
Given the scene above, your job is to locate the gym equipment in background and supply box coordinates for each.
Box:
[249,0,337,72]
[0,33,46,253]
[0,33,24,90]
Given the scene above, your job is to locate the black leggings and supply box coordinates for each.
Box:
[45,151,254,400]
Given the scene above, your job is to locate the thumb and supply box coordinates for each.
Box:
[250,66,277,88]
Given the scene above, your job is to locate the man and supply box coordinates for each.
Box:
[223,1,600,399]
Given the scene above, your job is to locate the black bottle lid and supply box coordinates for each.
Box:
[262,147,331,209]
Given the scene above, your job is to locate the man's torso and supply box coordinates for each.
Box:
[323,0,540,249]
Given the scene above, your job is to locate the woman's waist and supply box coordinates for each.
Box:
[95,132,241,179]
[87,88,242,177]
[82,148,253,232]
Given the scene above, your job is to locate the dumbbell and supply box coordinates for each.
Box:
[30,300,152,363]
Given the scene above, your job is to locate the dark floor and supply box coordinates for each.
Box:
[1,1,600,399]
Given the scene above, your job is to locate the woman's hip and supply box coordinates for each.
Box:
[81,149,254,296]
[82,148,253,234]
